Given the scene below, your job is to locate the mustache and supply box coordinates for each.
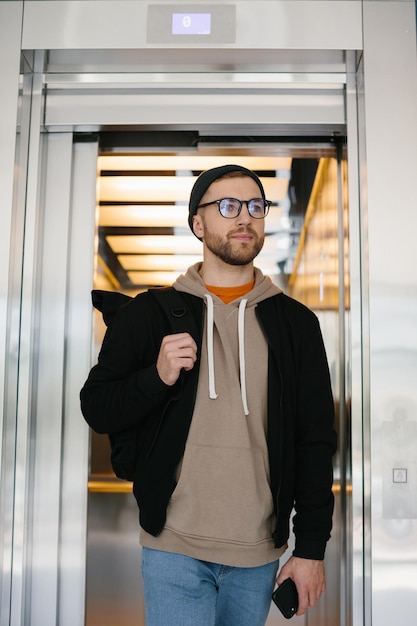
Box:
[227,227,259,238]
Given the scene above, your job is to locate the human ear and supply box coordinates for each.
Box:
[192,213,204,239]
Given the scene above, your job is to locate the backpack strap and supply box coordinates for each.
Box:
[91,287,200,340]
[148,287,199,340]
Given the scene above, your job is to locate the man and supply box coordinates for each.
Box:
[80,164,336,626]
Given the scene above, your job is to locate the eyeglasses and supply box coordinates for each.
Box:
[196,197,271,219]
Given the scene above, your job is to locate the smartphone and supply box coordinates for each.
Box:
[272,578,298,619]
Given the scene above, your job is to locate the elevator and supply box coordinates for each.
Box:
[1,2,417,626]
[86,147,347,626]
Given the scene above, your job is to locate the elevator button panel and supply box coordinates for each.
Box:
[383,420,417,519]
[393,468,407,483]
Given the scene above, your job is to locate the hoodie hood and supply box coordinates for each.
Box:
[173,263,281,306]
[173,263,282,415]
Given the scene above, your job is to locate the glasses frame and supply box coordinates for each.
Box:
[196,197,271,219]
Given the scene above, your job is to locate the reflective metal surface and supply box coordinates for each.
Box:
[0,4,24,624]
[361,4,417,625]
[10,49,46,626]
[59,138,98,626]
[345,49,363,626]
[22,1,362,51]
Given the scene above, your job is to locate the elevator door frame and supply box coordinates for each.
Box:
[9,65,354,626]
[2,2,417,626]
[1,5,360,626]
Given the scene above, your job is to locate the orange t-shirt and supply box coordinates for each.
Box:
[205,278,255,304]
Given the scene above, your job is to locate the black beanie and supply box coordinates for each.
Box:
[188,164,265,236]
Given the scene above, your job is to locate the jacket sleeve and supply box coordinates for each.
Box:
[292,312,337,560]
[80,295,176,435]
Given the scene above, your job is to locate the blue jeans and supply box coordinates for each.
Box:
[141,548,279,626]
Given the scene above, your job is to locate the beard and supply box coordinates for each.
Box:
[203,227,264,266]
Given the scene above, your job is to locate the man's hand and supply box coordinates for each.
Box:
[276,556,326,616]
[156,333,197,386]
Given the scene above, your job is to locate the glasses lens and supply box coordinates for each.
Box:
[248,199,268,218]
[218,198,241,218]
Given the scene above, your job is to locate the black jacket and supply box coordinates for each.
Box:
[80,290,336,560]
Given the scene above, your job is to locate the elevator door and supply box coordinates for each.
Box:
[8,41,352,626]
[85,143,348,626]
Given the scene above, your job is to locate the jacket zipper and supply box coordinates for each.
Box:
[256,305,285,534]
[145,375,184,459]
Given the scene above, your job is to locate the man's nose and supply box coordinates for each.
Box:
[236,202,253,223]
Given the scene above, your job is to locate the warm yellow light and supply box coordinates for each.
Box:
[99,205,188,227]
[107,235,202,254]
[99,175,289,204]
[99,176,195,202]
[98,155,292,172]
[127,270,184,285]
[107,234,287,256]
[119,254,202,271]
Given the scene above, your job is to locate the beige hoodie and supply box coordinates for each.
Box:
[140,263,287,567]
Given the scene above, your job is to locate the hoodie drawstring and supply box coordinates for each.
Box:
[204,294,249,416]
[238,299,249,416]
[205,294,218,400]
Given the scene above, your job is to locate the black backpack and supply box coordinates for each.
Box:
[92,287,198,481]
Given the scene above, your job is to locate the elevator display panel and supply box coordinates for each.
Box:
[147,5,236,43]
[172,13,211,36]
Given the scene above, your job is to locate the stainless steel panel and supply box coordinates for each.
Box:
[29,132,74,625]
[336,151,350,626]
[45,48,348,74]
[45,87,346,133]
[361,2,417,625]
[59,138,98,626]
[346,51,369,626]
[1,39,97,622]
[15,130,97,626]
[0,4,24,624]
[22,1,362,51]
[9,50,46,626]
